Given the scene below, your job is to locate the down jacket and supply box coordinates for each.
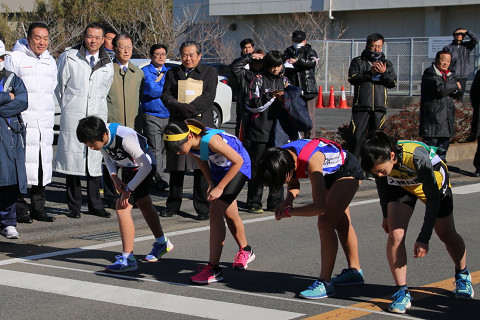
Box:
[419,64,460,138]
[348,49,397,112]
[5,39,57,186]
[443,30,479,79]
[55,44,114,177]
[0,69,28,193]
[282,44,318,99]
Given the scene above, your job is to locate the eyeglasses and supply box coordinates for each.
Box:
[153,52,167,57]
[181,53,198,59]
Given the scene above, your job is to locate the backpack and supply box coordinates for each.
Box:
[295,139,345,179]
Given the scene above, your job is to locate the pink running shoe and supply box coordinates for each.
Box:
[190,264,224,284]
[233,248,256,270]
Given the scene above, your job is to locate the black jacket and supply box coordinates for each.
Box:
[161,63,217,171]
[470,69,480,137]
[244,72,290,143]
[443,30,479,79]
[419,64,460,138]
[348,49,397,112]
[282,44,318,99]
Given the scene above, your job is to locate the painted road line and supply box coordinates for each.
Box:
[21,260,408,318]
[0,269,303,320]
[303,271,479,320]
[452,183,480,194]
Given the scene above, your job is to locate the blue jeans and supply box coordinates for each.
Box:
[0,185,19,227]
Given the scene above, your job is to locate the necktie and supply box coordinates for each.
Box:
[90,56,95,68]
[123,66,127,73]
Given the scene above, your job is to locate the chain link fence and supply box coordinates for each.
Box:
[311,38,480,96]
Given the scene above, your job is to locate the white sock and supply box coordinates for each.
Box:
[122,252,134,260]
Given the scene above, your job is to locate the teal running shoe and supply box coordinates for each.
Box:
[331,268,365,286]
[454,273,474,299]
[145,238,174,262]
[105,255,138,273]
[388,290,412,314]
[299,280,336,299]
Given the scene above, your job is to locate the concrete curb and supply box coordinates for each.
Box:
[446,142,476,162]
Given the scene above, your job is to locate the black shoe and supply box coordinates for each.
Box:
[159,209,177,217]
[66,210,81,219]
[196,213,209,221]
[31,212,55,222]
[89,209,112,218]
[156,180,169,191]
[17,214,33,223]
[104,201,116,209]
[474,169,480,177]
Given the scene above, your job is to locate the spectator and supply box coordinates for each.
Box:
[0,51,28,239]
[0,32,5,52]
[55,22,114,219]
[229,38,255,137]
[244,50,290,213]
[161,41,217,220]
[470,69,480,176]
[6,22,57,223]
[419,50,461,162]
[140,43,170,191]
[230,48,265,139]
[443,27,478,102]
[283,30,319,138]
[104,28,117,61]
[103,33,145,208]
[348,33,397,159]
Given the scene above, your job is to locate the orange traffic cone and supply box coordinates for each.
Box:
[339,86,350,109]
[315,85,324,108]
[327,86,336,108]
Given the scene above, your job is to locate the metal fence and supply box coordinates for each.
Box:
[311,37,480,96]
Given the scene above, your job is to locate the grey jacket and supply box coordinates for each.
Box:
[443,30,479,79]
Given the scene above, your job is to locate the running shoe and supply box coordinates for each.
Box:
[105,255,138,273]
[191,264,224,284]
[248,207,264,214]
[232,248,256,270]
[144,238,174,262]
[331,268,365,286]
[454,273,474,299]
[388,290,412,314]
[299,280,336,299]
[0,226,19,239]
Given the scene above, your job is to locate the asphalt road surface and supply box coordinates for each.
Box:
[0,121,479,319]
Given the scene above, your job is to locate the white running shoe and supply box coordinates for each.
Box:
[1,226,19,239]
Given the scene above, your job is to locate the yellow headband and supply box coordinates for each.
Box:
[164,125,202,142]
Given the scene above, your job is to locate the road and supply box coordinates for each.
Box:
[0,121,478,319]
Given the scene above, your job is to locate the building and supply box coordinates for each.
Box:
[174,0,480,46]
[0,0,35,12]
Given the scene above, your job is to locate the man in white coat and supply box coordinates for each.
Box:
[55,22,114,219]
[5,22,57,223]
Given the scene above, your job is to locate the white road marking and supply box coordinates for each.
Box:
[452,183,480,194]
[20,261,412,318]
[0,269,303,320]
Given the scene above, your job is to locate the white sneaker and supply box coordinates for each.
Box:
[1,226,19,239]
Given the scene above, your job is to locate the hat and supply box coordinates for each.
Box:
[0,50,11,57]
[292,30,306,42]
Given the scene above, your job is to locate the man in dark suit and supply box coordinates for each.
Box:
[161,41,217,220]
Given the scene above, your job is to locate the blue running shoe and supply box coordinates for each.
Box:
[145,238,174,262]
[454,273,474,299]
[388,290,412,314]
[105,255,138,273]
[331,268,365,286]
[299,280,336,299]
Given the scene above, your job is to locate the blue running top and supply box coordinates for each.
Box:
[283,139,346,177]
[190,130,251,183]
